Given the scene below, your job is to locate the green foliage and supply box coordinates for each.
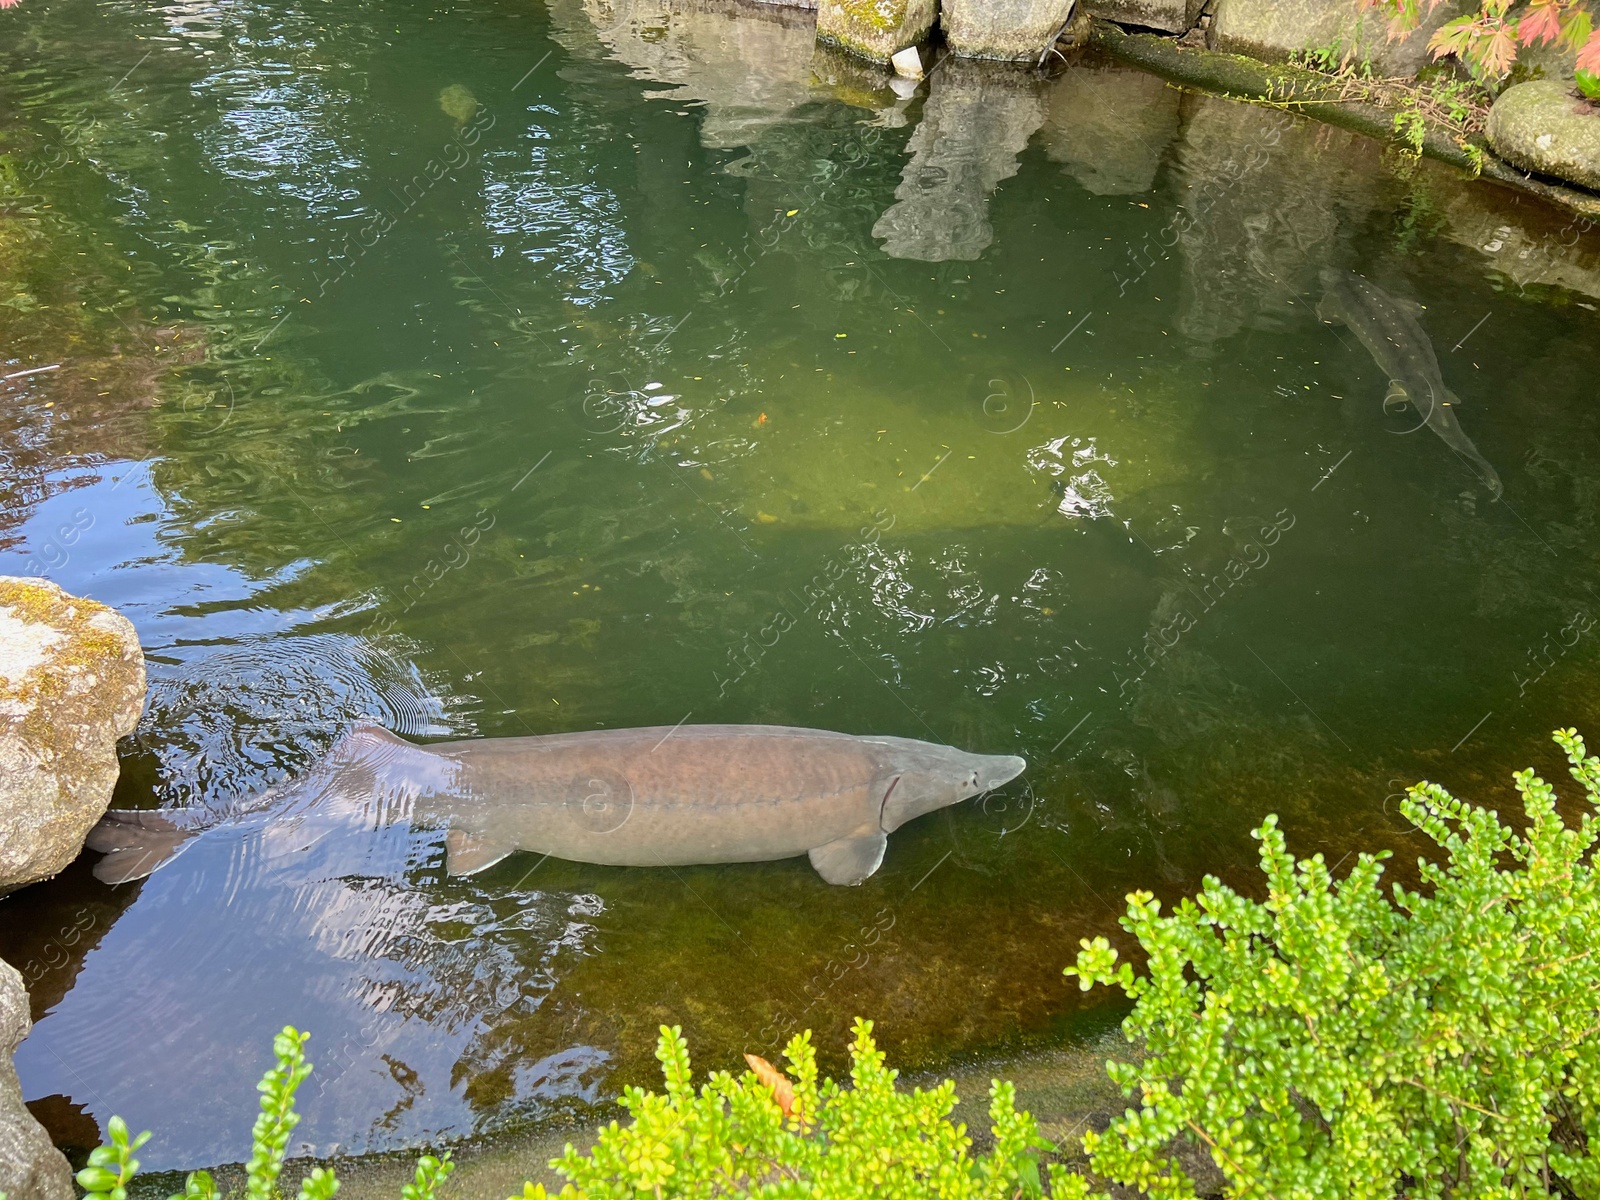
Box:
[401,1156,455,1200]
[245,1027,314,1200]
[521,1019,1051,1199]
[1065,726,1600,1200]
[1460,138,1489,175]
[77,1116,150,1200]
[80,1028,452,1200]
[1395,100,1429,153]
[1291,36,1373,73]
[1579,67,1600,99]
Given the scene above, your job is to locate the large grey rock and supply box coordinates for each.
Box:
[0,959,73,1200]
[0,577,145,894]
[1210,0,1463,76]
[815,0,935,63]
[871,62,1048,260]
[1088,0,1191,35]
[1487,80,1600,192]
[1040,63,1182,193]
[942,0,1077,60]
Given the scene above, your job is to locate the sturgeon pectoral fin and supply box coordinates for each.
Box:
[88,810,193,885]
[808,828,889,886]
[444,828,516,876]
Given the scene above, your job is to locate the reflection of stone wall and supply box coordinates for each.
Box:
[1170,104,1380,343]
[1039,64,1181,195]
[549,0,819,150]
[1439,190,1600,302]
[871,63,1047,262]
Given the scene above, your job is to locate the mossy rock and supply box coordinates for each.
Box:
[0,576,145,894]
[1487,79,1600,193]
[815,0,935,64]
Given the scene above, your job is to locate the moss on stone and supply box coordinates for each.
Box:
[0,577,141,809]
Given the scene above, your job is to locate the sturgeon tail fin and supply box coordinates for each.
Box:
[86,810,195,884]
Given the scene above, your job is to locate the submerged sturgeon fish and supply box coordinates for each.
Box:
[1316,268,1503,499]
[88,723,1027,887]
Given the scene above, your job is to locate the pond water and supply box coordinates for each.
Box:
[4,0,1600,1171]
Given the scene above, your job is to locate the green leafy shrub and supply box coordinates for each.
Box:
[1064,726,1599,1199]
[76,1027,454,1200]
[1578,67,1600,99]
[522,1018,1051,1199]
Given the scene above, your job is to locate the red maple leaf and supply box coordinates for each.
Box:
[1579,27,1600,71]
[0,1,22,10]
[1518,0,1564,44]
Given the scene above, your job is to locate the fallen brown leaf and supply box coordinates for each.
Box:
[744,1053,795,1116]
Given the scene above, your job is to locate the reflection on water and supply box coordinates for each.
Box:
[4,0,1600,1171]
[871,62,1046,262]
[552,0,821,150]
[1170,104,1359,343]
[1038,64,1180,197]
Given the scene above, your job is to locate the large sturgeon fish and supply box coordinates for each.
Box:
[88,723,1027,887]
[1317,268,1503,499]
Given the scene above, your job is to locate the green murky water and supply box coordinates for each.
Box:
[4,0,1600,1171]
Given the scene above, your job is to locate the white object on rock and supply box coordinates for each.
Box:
[0,577,145,894]
[0,958,73,1200]
[891,45,924,78]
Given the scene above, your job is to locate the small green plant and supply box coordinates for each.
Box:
[80,1028,454,1200]
[1395,99,1430,152]
[1294,37,1359,72]
[77,1116,149,1200]
[1064,726,1600,1199]
[1579,66,1600,98]
[521,1019,1051,1199]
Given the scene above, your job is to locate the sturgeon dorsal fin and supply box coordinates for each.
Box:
[808,827,888,886]
[445,828,516,876]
